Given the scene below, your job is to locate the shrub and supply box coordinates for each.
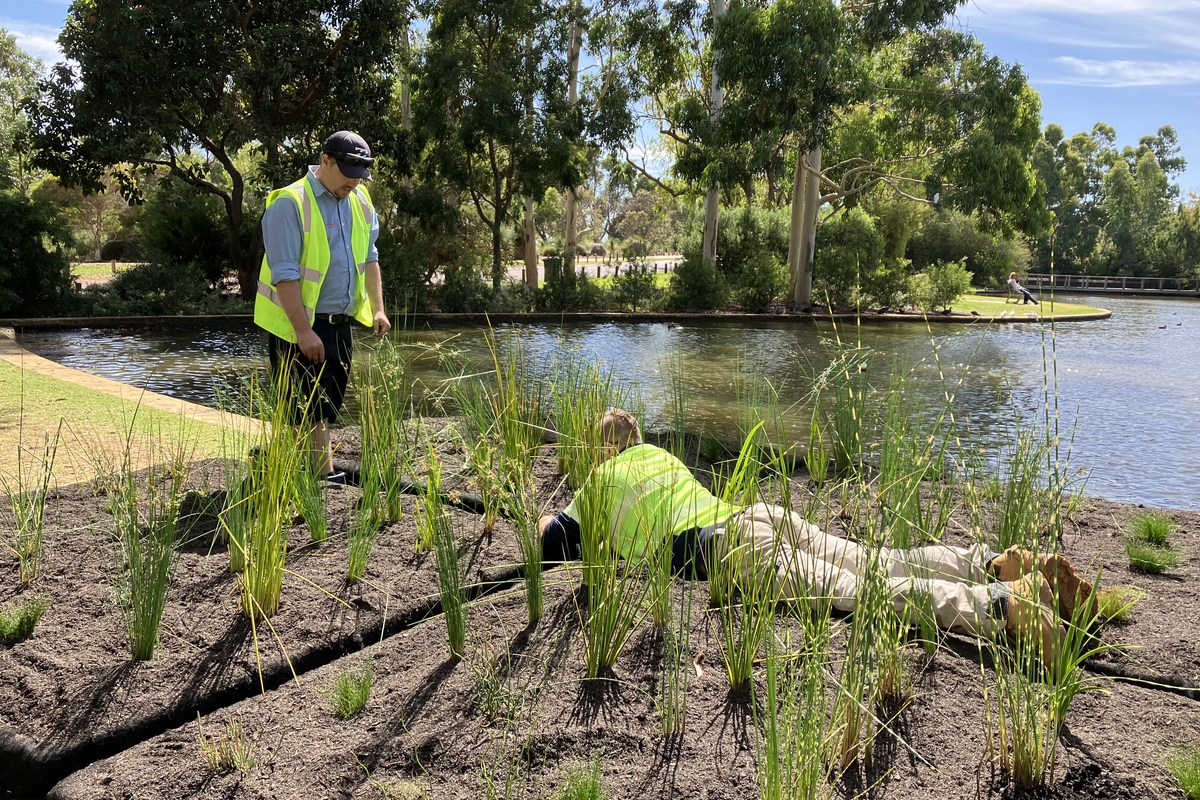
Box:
[716,206,790,283]
[813,207,884,308]
[613,261,661,311]
[667,246,727,310]
[731,251,788,312]
[0,192,74,316]
[860,257,912,309]
[437,259,491,312]
[909,259,973,312]
[0,596,48,644]
[80,259,222,316]
[907,209,1029,288]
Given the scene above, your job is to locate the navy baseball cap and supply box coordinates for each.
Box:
[322,130,373,179]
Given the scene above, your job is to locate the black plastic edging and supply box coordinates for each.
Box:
[1,565,522,797]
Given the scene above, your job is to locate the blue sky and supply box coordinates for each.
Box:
[5,0,1200,193]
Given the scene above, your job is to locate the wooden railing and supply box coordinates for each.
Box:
[1025,274,1199,295]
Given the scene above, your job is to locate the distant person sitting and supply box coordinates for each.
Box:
[1007,272,1040,305]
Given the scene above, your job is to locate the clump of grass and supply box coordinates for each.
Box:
[986,568,1113,790]
[1125,538,1180,574]
[469,640,517,724]
[499,465,543,624]
[1129,511,1174,546]
[658,582,694,737]
[356,339,412,524]
[108,429,192,661]
[1096,585,1143,623]
[421,442,466,660]
[1166,744,1200,799]
[293,462,328,543]
[323,663,374,719]
[0,596,48,644]
[554,758,604,800]
[758,623,833,800]
[239,367,305,621]
[1,421,62,585]
[348,464,385,582]
[197,717,255,773]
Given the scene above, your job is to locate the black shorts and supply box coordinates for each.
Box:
[267,317,354,424]
[539,511,711,579]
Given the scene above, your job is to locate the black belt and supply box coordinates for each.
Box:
[315,313,353,325]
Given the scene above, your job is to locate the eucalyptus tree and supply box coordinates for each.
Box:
[0,29,42,196]
[29,0,406,298]
[415,0,576,291]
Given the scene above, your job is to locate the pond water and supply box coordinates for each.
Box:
[16,295,1200,511]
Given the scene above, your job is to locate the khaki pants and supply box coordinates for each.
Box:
[714,503,1003,639]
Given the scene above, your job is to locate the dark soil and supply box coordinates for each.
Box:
[3,424,1199,800]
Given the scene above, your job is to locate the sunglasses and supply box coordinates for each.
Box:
[329,152,374,168]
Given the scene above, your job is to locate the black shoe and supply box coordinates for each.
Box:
[324,471,347,485]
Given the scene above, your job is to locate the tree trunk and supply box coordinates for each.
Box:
[787,144,808,305]
[401,16,413,192]
[491,216,504,292]
[524,195,538,285]
[796,147,822,307]
[701,0,727,268]
[564,0,583,278]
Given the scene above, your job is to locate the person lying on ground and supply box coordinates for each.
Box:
[538,408,1093,660]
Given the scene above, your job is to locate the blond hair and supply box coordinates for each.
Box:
[599,408,642,452]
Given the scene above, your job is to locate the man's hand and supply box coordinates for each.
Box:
[373,310,392,338]
[297,328,325,363]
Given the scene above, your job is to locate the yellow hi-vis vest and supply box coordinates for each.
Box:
[253,174,375,343]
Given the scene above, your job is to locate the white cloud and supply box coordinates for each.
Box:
[1,18,63,63]
[1048,56,1200,87]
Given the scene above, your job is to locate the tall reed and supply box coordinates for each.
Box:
[986,558,1109,789]
[109,427,193,661]
[552,354,640,487]
[710,426,780,692]
[1,421,62,585]
[664,354,690,460]
[485,327,546,468]
[238,364,305,621]
[758,624,833,800]
[429,453,465,662]
[355,337,412,524]
[499,464,543,623]
[347,461,384,582]
[826,347,871,474]
[658,581,694,737]
[293,461,328,543]
[576,473,650,678]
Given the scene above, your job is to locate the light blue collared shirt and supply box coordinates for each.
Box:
[261,166,380,316]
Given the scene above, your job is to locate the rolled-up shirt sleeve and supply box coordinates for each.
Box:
[262,197,303,284]
[366,204,380,264]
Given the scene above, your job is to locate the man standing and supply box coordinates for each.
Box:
[256,130,391,480]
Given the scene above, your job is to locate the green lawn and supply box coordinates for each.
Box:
[0,359,236,486]
[948,293,1106,317]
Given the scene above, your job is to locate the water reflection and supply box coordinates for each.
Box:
[16,295,1200,510]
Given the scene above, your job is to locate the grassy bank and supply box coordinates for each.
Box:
[0,358,233,485]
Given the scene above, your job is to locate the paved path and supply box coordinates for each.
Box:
[0,327,254,433]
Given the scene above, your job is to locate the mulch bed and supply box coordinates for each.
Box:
[3,425,1199,800]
